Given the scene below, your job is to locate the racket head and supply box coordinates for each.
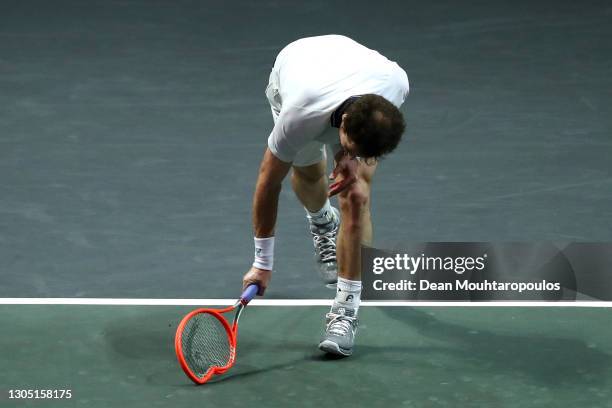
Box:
[175,308,237,384]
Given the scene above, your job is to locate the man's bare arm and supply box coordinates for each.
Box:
[253,147,291,237]
[243,148,291,294]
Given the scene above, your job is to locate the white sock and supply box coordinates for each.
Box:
[305,199,333,225]
[333,277,362,316]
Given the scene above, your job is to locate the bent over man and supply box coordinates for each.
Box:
[242,35,409,356]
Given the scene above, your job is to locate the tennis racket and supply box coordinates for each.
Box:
[174,284,259,384]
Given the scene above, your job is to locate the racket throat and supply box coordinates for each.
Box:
[232,304,245,332]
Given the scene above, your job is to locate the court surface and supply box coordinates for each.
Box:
[1,0,611,406]
[2,306,612,407]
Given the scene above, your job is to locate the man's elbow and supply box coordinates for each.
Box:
[257,148,291,188]
[256,175,283,195]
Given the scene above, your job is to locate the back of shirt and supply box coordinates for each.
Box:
[268,35,409,163]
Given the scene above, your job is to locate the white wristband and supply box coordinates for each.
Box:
[253,237,274,271]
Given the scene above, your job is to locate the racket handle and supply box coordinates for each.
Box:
[240,284,259,304]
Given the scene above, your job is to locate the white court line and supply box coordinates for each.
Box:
[0,298,611,307]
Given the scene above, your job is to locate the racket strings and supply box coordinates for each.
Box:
[181,312,232,378]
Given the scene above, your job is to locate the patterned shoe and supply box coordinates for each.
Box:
[308,207,340,285]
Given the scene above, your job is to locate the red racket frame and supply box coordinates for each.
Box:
[174,305,239,384]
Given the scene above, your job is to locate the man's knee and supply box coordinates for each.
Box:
[292,161,326,184]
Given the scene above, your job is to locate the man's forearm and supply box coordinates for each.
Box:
[252,148,291,237]
[252,177,282,237]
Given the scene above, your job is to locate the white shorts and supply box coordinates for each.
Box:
[265,67,327,167]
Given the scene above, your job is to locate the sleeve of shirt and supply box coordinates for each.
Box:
[394,65,410,107]
[267,104,329,163]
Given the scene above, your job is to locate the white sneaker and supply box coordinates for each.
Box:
[318,308,358,356]
[308,207,340,284]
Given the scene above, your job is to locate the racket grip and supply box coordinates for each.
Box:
[240,284,259,304]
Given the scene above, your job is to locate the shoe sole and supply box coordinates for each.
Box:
[316,262,338,285]
[318,340,353,356]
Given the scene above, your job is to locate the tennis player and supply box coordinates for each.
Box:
[242,35,409,356]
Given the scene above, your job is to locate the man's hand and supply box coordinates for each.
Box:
[329,150,360,197]
[242,266,271,296]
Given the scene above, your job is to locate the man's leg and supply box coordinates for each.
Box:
[291,160,327,212]
[292,159,341,284]
[319,160,376,356]
[337,161,376,280]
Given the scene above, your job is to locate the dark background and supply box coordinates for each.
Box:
[1,0,611,299]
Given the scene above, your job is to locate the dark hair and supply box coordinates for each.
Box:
[343,94,405,160]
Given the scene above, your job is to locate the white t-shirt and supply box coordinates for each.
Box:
[268,35,410,163]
